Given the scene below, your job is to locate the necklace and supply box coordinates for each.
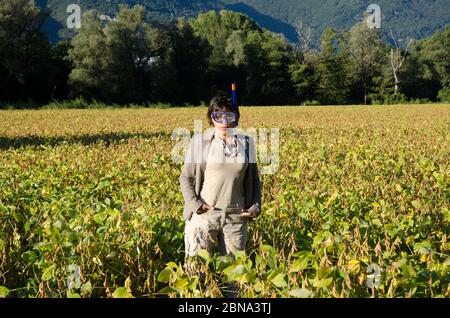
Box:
[215,134,238,158]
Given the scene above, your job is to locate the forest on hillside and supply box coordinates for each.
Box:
[1,1,449,107]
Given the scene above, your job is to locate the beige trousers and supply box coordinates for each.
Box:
[184,208,249,257]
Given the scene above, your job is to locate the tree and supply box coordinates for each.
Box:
[67,10,109,101]
[315,28,351,105]
[346,21,386,104]
[258,31,295,105]
[104,5,172,103]
[289,54,317,104]
[68,5,173,104]
[0,0,54,103]
[290,19,318,104]
[417,26,450,89]
[398,26,450,102]
[190,10,259,69]
[169,18,211,104]
[190,10,294,105]
[189,10,260,98]
[50,40,72,101]
[294,19,315,64]
[388,28,414,96]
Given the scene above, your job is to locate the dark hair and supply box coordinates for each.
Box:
[207,91,240,126]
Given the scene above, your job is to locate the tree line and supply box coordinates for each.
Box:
[0,0,449,107]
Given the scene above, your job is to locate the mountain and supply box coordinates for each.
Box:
[38,0,450,45]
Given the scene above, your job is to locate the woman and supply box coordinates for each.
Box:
[179,92,262,260]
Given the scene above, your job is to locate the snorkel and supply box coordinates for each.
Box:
[231,82,238,128]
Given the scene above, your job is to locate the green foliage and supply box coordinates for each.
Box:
[68,5,173,104]
[0,2,449,106]
[437,86,450,103]
[345,21,387,104]
[168,18,212,104]
[0,286,9,298]
[0,106,449,297]
[0,0,56,102]
[417,26,450,87]
[112,287,132,298]
[190,10,259,65]
[190,10,295,105]
[41,0,450,48]
[400,27,450,101]
[315,28,351,105]
[289,58,317,104]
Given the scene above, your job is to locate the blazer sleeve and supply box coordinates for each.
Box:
[179,136,204,214]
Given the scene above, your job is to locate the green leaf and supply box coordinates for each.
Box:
[290,251,312,272]
[81,281,93,297]
[120,240,134,249]
[233,250,247,261]
[288,288,312,298]
[157,268,172,283]
[189,276,199,291]
[0,286,9,298]
[216,256,232,272]
[372,219,383,227]
[165,262,178,269]
[267,268,281,282]
[411,200,421,209]
[197,249,210,261]
[41,264,56,281]
[243,269,257,284]
[271,273,287,288]
[93,212,108,225]
[158,286,179,294]
[262,245,276,255]
[253,279,263,293]
[13,212,24,223]
[66,290,81,298]
[226,264,247,281]
[310,277,333,289]
[347,259,361,273]
[21,250,38,264]
[414,241,432,255]
[222,264,237,278]
[175,278,189,289]
[112,287,131,298]
[443,258,450,266]
[107,208,120,218]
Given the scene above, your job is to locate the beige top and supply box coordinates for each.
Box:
[179,129,261,221]
[199,133,248,211]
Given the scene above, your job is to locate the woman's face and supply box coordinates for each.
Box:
[211,109,235,138]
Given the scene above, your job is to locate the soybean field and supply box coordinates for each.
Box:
[0,105,449,298]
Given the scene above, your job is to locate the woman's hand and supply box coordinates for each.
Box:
[241,209,257,218]
[197,203,215,214]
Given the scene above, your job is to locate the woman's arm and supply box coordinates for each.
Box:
[247,162,262,216]
[179,136,204,214]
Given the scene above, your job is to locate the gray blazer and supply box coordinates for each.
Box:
[179,128,262,221]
